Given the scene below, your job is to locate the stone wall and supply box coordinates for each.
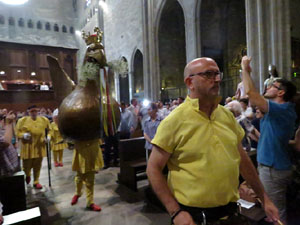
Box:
[102,0,144,101]
[0,0,78,49]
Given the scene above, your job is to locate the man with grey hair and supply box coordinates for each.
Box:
[147,57,279,225]
[226,100,260,151]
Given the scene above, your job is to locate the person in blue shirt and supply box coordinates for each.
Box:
[242,56,297,223]
[143,103,161,162]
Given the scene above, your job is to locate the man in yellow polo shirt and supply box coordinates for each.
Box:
[15,105,50,189]
[147,58,280,225]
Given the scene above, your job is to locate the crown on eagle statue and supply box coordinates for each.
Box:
[82,27,103,45]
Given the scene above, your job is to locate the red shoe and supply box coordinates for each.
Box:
[71,195,80,205]
[25,176,31,184]
[88,203,101,212]
[54,162,59,167]
[59,163,63,167]
[34,183,43,189]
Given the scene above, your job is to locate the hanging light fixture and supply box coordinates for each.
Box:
[0,0,29,5]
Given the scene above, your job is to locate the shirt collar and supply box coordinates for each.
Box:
[147,116,160,122]
[185,95,222,120]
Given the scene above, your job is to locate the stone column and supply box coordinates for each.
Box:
[128,70,133,101]
[142,0,152,100]
[114,73,120,102]
[142,0,161,101]
[179,0,198,63]
[245,0,291,93]
[98,5,105,45]
[149,0,161,101]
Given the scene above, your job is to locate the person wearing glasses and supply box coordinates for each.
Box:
[242,56,297,224]
[147,57,279,225]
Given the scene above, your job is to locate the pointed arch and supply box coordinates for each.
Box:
[119,57,130,104]
[131,48,144,99]
[156,0,187,101]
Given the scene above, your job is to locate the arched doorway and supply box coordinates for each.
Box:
[199,0,246,99]
[158,0,186,102]
[132,49,144,100]
[119,57,130,104]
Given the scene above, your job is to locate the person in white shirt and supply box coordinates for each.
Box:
[170,99,178,111]
[239,98,254,119]
[157,101,168,120]
[118,102,135,139]
[226,100,260,151]
[40,82,49,91]
[127,99,139,131]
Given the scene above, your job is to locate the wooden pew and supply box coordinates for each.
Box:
[118,137,147,191]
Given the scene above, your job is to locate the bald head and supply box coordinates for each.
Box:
[184,57,218,80]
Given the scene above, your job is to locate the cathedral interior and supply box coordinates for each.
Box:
[0,0,300,225]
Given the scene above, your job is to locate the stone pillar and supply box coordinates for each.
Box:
[98,6,105,45]
[245,0,291,93]
[142,0,152,100]
[128,70,133,101]
[114,73,120,102]
[142,0,160,101]
[149,0,161,101]
[179,0,198,63]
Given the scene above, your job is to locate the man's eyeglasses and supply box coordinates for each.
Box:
[271,83,282,90]
[189,71,223,80]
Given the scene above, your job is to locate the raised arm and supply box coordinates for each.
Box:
[241,56,268,113]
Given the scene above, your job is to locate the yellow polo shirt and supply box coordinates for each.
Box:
[151,96,244,208]
[15,116,50,159]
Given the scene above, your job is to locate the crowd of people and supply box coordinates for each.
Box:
[146,56,299,225]
[0,96,186,220]
[0,56,300,224]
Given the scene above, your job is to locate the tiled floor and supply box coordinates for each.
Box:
[26,150,170,225]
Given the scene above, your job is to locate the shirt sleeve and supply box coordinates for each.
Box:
[267,100,286,117]
[151,116,179,153]
[229,112,245,144]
